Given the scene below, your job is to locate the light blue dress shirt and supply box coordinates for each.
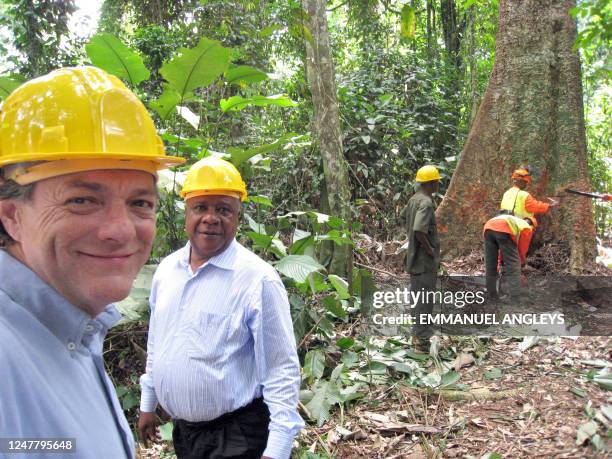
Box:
[0,250,135,459]
[140,239,304,459]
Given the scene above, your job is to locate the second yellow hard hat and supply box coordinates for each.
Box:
[181,156,247,201]
[415,165,441,182]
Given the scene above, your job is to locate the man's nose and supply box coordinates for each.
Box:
[200,209,220,224]
[97,202,137,243]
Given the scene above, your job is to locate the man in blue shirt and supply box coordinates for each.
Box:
[0,67,184,459]
[138,157,303,459]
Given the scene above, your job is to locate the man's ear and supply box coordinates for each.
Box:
[0,200,23,242]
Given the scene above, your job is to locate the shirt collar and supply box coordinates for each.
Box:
[180,238,238,272]
[0,250,122,349]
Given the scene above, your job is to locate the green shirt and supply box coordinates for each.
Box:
[405,190,440,274]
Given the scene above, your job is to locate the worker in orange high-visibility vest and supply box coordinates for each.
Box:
[483,214,537,302]
[500,167,559,223]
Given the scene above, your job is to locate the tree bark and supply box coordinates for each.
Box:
[436,0,596,273]
[304,0,353,278]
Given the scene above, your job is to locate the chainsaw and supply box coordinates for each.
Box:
[565,188,612,201]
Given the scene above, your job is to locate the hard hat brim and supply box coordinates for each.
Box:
[0,152,185,169]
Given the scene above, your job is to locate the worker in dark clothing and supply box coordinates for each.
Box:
[405,165,441,353]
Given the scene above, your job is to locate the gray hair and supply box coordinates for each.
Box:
[0,178,35,246]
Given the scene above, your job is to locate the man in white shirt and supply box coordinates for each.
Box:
[139,157,303,459]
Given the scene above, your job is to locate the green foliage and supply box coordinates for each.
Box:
[160,37,231,102]
[225,65,269,86]
[0,0,79,77]
[0,77,21,101]
[220,94,298,112]
[86,33,151,86]
[275,255,326,284]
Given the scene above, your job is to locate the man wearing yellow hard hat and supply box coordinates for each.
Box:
[500,165,558,223]
[138,157,303,459]
[405,165,441,353]
[0,66,184,458]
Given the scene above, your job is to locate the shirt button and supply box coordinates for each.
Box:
[85,325,94,332]
[67,342,76,351]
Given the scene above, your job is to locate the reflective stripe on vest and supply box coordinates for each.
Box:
[500,187,534,218]
[489,214,531,239]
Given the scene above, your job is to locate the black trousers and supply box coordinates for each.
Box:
[484,230,520,300]
[172,398,270,459]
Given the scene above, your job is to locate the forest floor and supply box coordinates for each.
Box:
[298,335,611,458]
[132,242,611,459]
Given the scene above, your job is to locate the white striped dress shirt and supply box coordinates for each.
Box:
[140,239,303,459]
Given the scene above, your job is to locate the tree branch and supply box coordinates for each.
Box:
[327,0,349,12]
[379,0,401,15]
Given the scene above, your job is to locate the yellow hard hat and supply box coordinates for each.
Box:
[415,165,441,182]
[0,66,185,185]
[181,156,247,201]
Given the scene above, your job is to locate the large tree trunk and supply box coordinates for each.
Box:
[436,0,596,273]
[304,0,353,278]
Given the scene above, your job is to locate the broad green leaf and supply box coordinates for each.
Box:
[246,231,273,250]
[86,33,150,86]
[225,65,269,86]
[246,195,273,207]
[220,94,297,112]
[228,133,299,167]
[593,372,612,390]
[569,386,587,398]
[440,370,461,388]
[400,5,417,40]
[0,77,21,101]
[161,37,230,100]
[274,255,325,283]
[245,214,266,234]
[463,0,477,8]
[308,272,330,294]
[121,391,138,411]
[304,349,326,383]
[484,367,503,380]
[328,274,350,300]
[330,363,345,382]
[340,384,365,403]
[323,294,347,319]
[151,86,181,120]
[341,350,358,367]
[159,422,174,442]
[116,264,157,323]
[270,238,288,258]
[299,389,314,404]
[316,230,354,246]
[421,372,442,387]
[289,235,315,255]
[576,420,598,445]
[336,337,354,350]
[305,380,342,426]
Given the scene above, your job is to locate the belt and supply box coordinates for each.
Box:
[176,397,266,429]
